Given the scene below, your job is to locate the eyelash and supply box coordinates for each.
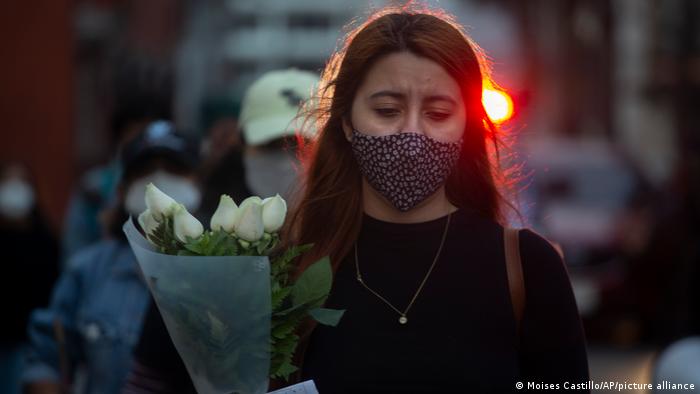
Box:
[427,112,451,121]
[374,108,400,117]
[374,108,452,121]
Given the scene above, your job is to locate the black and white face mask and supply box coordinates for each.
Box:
[350,128,463,212]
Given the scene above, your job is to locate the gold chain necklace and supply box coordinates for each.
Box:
[354,212,452,325]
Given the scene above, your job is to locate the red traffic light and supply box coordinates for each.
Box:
[482,82,514,124]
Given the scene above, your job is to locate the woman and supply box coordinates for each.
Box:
[281,6,590,393]
[22,124,200,394]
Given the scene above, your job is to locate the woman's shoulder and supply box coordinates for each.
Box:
[517,228,564,262]
[515,228,574,296]
[450,209,565,265]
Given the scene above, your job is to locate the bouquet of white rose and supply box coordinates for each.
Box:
[123,184,343,394]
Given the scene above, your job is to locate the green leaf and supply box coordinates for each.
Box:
[273,333,298,356]
[146,215,183,255]
[291,256,332,309]
[269,243,314,287]
[272,361,298,381]
[256,236,272,255]
[207,230,238,256]
[272,243,313,269]
[273,294,326,317]
[183,232,207,255]
[271,286,292,311]
[224,233,239,255]
[209,231,227,254]
[308,308,345,327]
[271,317,300,339]
[269,331,300,381]
[179,230,241,256]
[267,233,280,252]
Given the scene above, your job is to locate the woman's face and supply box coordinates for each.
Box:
[344,51,466,143]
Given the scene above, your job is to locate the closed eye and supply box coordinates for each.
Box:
[426,111,451,121]
[374,108,400,117]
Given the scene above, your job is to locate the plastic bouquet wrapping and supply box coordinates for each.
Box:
[123,184,344,394]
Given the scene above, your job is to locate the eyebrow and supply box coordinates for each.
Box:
[368,90,457,106]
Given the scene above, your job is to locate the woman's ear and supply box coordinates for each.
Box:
[341,117,353,142]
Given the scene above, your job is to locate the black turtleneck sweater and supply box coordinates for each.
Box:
[126,208,589,393]
[300,208,590,393]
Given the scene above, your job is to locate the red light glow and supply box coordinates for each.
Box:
[482,84,514,124]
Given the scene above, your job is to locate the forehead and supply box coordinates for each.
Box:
[358,51,462,99]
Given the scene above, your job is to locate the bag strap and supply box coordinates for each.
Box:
[504,227,525,338]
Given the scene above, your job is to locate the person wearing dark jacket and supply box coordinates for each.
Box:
[0,162,60,394]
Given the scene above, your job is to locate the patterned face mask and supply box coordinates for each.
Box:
[350,128,463,212]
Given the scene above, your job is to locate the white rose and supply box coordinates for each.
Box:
[234,199,264,242]
[210,195,238,232]
[145,183,177,218]
[173,204,204,243]
[238,196,263,211]
[137,209,160,237]
[261,194,287,233]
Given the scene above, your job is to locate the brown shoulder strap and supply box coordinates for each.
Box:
[504,227,525,337]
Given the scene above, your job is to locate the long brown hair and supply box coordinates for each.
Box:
[281,5,519,273]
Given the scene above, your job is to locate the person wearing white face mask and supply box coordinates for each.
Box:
[194,70,318,222]
[0,163,60,394]
[22,123,200,394]
[0,174,35,220]
[124,171,201,218]
[238,68,319,200]
[104,120,202,237]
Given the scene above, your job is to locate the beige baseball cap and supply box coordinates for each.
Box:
[239,68,319,146]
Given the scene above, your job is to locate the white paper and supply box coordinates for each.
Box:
[268,380,319,394]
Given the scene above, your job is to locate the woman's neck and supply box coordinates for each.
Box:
[361,178,458,224]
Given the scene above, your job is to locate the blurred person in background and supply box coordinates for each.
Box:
[195,68,319,217]
[237,68,319,201]
[122,68,319,394]
[62,55,174,262]
[22,123,199,394]
[196,95,251,218]
[0,162,60,394]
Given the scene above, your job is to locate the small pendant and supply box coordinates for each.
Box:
[399,316,408,324]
